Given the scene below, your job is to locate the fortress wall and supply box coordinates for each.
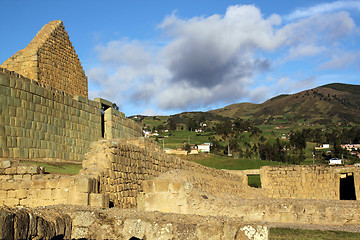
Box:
[0,68,143,162]
[0,68,101,162]
[82,138,250,208]
[260,165,360,200]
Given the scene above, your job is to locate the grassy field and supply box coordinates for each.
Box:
[155,130,213,149]
[181,153,286,170]
[269,228,360,240]
[23,161,82,175]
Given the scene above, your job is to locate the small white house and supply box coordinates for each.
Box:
[198,143,210,153]
[321,144,330,149]
[329,158,343,165]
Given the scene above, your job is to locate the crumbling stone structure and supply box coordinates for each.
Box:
[81,138,264,208]
[260,165,360,200]
[0,159,107,208]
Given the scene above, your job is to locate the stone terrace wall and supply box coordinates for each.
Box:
[260,165,360,200]
[0,68,142,162]
[1,20,88,97]
[81,138,253,208]
[0,160,108,208]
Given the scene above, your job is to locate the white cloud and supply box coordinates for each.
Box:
[88,4,358,113]
[286,45,326,60]
[319,51,360,70]
[286,1,360,21]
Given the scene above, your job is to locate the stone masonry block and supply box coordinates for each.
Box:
[15,189,28,199]
[27,166,40,174]
[52,189,69,202]
[154,180,170,192]
[0,160,11,169]
[69,192,89,206]
[75,177,92,193]
[31,180,47,189]
[16,166,28,174]
[89,193,109,208]
[37,189,52,200]
[0,74,10,87]
[3,198,19,206]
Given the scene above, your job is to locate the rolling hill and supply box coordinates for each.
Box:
[209,83,360,125]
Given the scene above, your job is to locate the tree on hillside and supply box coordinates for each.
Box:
[187,118,198,131]
[167,118,177,131]
[289,131,306,151]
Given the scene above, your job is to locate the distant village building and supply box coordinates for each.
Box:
[143,130,151,138]
[329,158,343,165]
[315,144,330,150]
[198,143,211,153]
[341,144,360,151]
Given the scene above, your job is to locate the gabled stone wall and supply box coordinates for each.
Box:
[1,20,88,97]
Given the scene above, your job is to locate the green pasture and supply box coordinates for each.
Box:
[23,161,82,175]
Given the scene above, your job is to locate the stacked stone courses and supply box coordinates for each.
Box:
[1,20,88,98]
[0,67,142,162]
[260,165,360,200]
[0,67,101,161]
[82,138,250,208]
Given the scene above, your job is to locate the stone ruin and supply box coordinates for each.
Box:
[0,20,359,239]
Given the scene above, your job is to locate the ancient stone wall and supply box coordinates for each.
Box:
[81,138,253,208]
[1,20,88,97]
[260,165,360,200]
[138,176,360,228]
[101,102,143,139]
[0,68,143,162]
[0,160,108,208]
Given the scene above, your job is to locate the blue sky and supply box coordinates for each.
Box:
[1,1,359,116]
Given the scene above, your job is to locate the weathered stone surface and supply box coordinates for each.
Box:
[14,209,29,239]
[0,160,11,168]
[1,21,88,98]
[0,207,15,239]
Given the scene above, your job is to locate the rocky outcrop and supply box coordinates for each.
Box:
[0,206,268,240]
[0,206,72,239]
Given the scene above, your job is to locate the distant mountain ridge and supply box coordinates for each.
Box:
[209,83,360,125]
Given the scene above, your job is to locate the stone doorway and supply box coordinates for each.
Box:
[101,104,110,138]
[340,172,356,200]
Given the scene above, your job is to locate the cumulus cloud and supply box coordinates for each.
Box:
[88,4,358,113]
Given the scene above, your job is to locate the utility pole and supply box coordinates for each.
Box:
[228,142,232,157]
[312,152,315,165]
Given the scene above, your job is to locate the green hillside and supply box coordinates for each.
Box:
[209,83,360,125]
